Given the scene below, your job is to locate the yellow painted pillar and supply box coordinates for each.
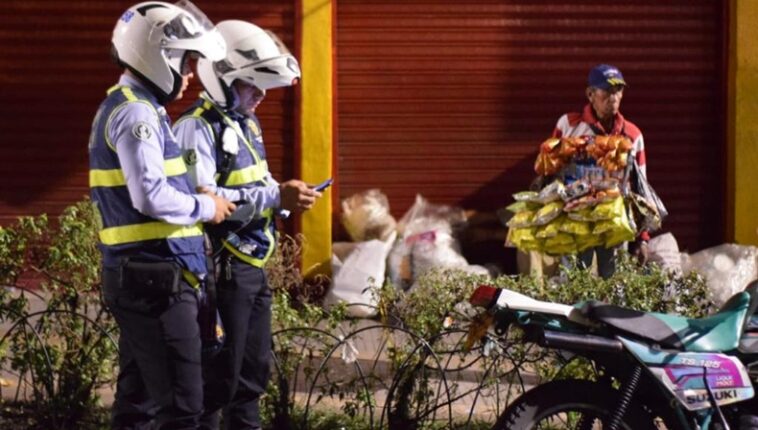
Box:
[731,0,758,245]
[299,0,333,275]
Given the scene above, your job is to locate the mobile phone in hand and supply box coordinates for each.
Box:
[313,178,333,192]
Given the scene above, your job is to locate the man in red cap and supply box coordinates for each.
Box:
[549,64,650,277]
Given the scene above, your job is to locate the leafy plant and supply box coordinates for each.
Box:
[0,200,117,429]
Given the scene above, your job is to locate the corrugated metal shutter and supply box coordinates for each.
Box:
[0,1,296,225]
[336,0,725,253]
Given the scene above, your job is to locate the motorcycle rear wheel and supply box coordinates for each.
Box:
[493,379,657,430]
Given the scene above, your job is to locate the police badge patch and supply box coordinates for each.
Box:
[132,122,152,141]
[184,149,198,166]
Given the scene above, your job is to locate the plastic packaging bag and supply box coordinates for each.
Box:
[506,200,540,213]
[648,232,682,274]
[536,217,564,239]
[388,195,488,290]
[533,200,564,226]
[506,210,535,228]
[341,189,397,242]
[590,196,624,221]
[535,180,566,204]
[559,217,591,236]
[681,244,758,307]
[630,159,668,224]
[327,231,397,317]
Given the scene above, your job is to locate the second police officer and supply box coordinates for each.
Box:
[174,20,320,429]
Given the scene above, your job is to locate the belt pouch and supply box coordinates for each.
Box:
[120,259,181,296]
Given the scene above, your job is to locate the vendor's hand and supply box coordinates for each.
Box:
[630,239,649,265]
[280,179,321,213]
[198,186,236,224]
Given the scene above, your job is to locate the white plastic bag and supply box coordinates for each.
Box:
[388,195,489,290]
[341,189,397,242]
[648,233,682,274]
[326,232,397,317]
[681,243,758,307]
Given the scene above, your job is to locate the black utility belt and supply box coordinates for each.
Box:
[120,258,183,296]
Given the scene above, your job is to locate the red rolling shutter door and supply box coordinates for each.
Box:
[336,0,725,252]
[0,1,296,225]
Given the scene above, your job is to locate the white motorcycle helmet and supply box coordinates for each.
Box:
[112,1,226,103]
[197,20,301,109]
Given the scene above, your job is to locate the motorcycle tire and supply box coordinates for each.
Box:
[493,379,657,430]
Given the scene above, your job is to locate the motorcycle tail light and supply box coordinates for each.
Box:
[469,285,499,308]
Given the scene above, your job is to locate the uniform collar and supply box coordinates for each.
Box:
[200,92,247,121]
[118,74,163,112]
[581,103,625,135]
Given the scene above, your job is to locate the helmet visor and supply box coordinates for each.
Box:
[153,1,226,63]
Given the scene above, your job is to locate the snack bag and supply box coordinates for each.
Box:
[506,200,540,214]
[533,200,564,225]
[506,210,536,228]
[590,196,624,221]
[513,191,539,202]
[536,216,565,239]
[576,234,605,252]
[535,180,566,204]
[560,217,591,236]
[544,233,576,254]
[567,208,593,222]
[604,212,636,247]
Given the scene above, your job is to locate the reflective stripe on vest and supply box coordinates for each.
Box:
[99,221,203,246]
[223,161,269,187]
[221,209,276,268]
[89,156,188,187]
[192,100,269,185]
[188,99,276,267]
[92,86,203,248]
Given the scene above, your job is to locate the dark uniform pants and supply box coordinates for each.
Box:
[103,266,203,430]
[200,259,272,430]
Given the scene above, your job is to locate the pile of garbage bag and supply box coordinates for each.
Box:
[326,190,489,317]
[649,233,758,307]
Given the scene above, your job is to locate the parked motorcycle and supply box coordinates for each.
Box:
[466,281,758,429]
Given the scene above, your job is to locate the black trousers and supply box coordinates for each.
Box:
[103,266,203,430]
[200,260,272,430]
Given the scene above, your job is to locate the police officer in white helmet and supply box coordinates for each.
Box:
[89,2,236,428]
[174,20,319,429]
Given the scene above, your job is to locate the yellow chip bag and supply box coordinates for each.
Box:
[545,232,573,246]
[567,208,593,222]
[591,196,624,221]
[533,200,564,226]
[545,243,577,255]
[536,216,565,239]
[559,218,591,236]
[506,200,540,213]
[506,210,535,228]
[604,210,636,247]
[576,234,604,252]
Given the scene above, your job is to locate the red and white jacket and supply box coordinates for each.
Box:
[552,104,646,177]
[551,104,649,240]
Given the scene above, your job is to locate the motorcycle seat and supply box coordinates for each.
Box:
[579,285,758,352]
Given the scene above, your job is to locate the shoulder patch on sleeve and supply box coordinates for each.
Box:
[132,121,153,141]
[184,149,198,166]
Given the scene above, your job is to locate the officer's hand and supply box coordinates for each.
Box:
[280,180,321,213]
[198,187,236,224]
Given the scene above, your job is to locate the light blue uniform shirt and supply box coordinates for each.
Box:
[110,74,215,224]
[173,95,281,217]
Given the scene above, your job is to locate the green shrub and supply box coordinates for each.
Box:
[0,200,117,429]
